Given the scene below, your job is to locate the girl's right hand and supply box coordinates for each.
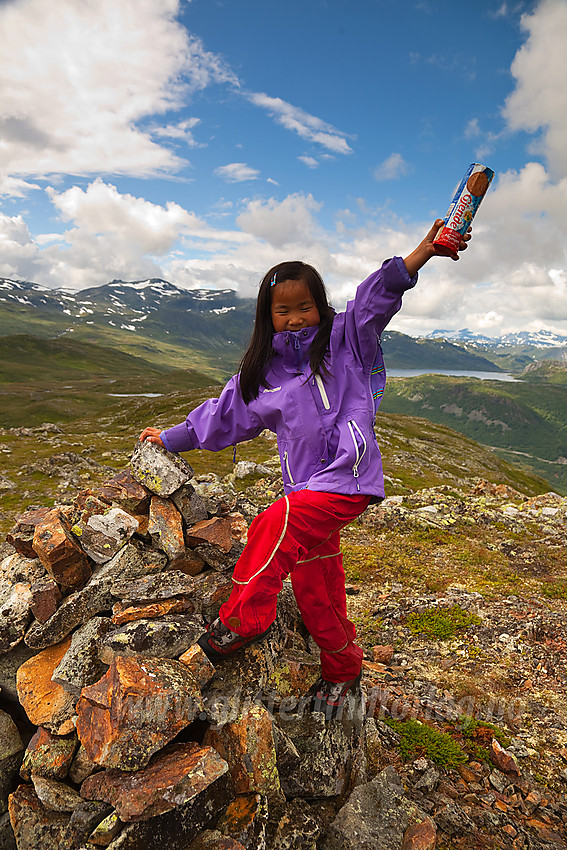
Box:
[139,427,165,447]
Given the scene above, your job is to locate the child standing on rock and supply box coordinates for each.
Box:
[140,219,471,717]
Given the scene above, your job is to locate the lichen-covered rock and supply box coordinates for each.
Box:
[270,797,321,850]
[178,645,215,688]
[0,643,39,704]
[274,693,363,799]
[204,705,280,798]
[24,575,116,650]
[61,799,113,848]
[32,509,91,589]
[0,710,24,815]
[71,507,139,565]
[186,518,235,553]
[148,495,186,560]
[188,830,246,850]
[29,578,62,624]
[31,775,84,812]
[0,582,33,654]
[86,808,123,845]
[81,742,231,822]
[111,569,197,603]
[76,656,204,771]
[8,784,70,848]
[6,508,51,559]
[98,469,152,514]
[99,614,204,662]
[111,596,194,625]
[322,767,430,850]
[20,728,78,782]
[96,540,167,584]
[51,616,113,696]
[171,483,208,527]
[216,793,268,850]
[16,638,77,734]
[130,441,194,496]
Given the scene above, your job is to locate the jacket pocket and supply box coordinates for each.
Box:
[283,449,296,485]
[347,419,367,481]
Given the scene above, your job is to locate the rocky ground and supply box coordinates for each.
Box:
[0,437,566,849]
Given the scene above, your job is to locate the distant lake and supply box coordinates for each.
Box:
[388,369,518,382]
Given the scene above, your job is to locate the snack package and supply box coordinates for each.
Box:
[433,163,495,256]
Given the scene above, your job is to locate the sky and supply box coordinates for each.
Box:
[1,0,567,338]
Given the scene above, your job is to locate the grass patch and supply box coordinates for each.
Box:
[407,605,481,640]
[384,717,467,767]
[541,580,567,600]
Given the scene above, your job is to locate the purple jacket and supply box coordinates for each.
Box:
[162,257,417,500]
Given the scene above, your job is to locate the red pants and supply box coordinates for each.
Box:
[219,490,371,682]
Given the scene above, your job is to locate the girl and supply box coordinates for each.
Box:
[140,219,471,717]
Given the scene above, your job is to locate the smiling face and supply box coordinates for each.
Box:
[270,278,321,333]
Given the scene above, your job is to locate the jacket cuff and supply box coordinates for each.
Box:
[160,423,194,454]
[385,256,418,294]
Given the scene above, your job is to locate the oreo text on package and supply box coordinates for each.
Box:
[433,163,495,256]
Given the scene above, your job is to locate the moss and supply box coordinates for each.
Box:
[407,605,481,641]
[458,714,511,749]
[541,580,567,600]
[384,717,467,767]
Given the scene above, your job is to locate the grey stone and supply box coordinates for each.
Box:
[24,575,116,649]
[194,542,244,572]
[71,508,139,565]
[0,582,32,654]
[270,797,320,850]
[67,743,101,785]
[0,811,16,850]
[434,800,475,836]
[1,754,22,816]
[100,614,204,662]
[0,647,43,709]
[31,775,84,812]
[171,483,208,527]
[323,766,428,850]
[414,767,440,793]
[51,616,113,696]
[130,441,194,496]
[0,553,46,586]
[110,570,197,603]
[275,693,363,798]
[0,710,23,763]
[95,540,167,584]
[62,799,113,847]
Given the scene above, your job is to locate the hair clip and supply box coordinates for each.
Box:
[270,271,277,287]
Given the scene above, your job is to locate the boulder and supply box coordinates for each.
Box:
[8,784,70,848]
[51,616,113,696]
[32,509,91,589]
[76,655,204,771]
[99,614,204,662]
[29,578,62,624]
[6,508,51,559]
[0,582,33,654]
[130,441,194,496]
[216,793,268,850]
[98,469,152,514]
[322,767,431,850]
[20,728,77,782]
[148,495,186,560]
[204,704,280,798]
[71,507,139,565]
[16,638,77,734]
[171,483,208,527]
[81,742,231,822]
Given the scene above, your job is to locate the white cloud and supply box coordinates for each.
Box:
[214,163,260,183]
[152,118,203,146]
[374,153,411,182]
[298,156,319,169]
[503,0,567,179]
[0,0,236,192]
[247,92,352,155]
[236,194,323,250]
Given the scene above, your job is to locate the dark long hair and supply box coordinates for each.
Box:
[238,261,334,404]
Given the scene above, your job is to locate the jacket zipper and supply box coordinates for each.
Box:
[314,374,331,410]
[347,420,367,489]
[283,450,295,485]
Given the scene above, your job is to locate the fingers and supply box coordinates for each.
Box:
[139,427,163,445]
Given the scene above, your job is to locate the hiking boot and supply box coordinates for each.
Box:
[305,672,362,719]
[197,617,271,663]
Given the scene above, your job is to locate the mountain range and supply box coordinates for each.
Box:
[3,276,561,376]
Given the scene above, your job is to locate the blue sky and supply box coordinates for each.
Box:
[1,0,567,337]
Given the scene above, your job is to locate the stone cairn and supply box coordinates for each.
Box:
[1,441,436,850]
